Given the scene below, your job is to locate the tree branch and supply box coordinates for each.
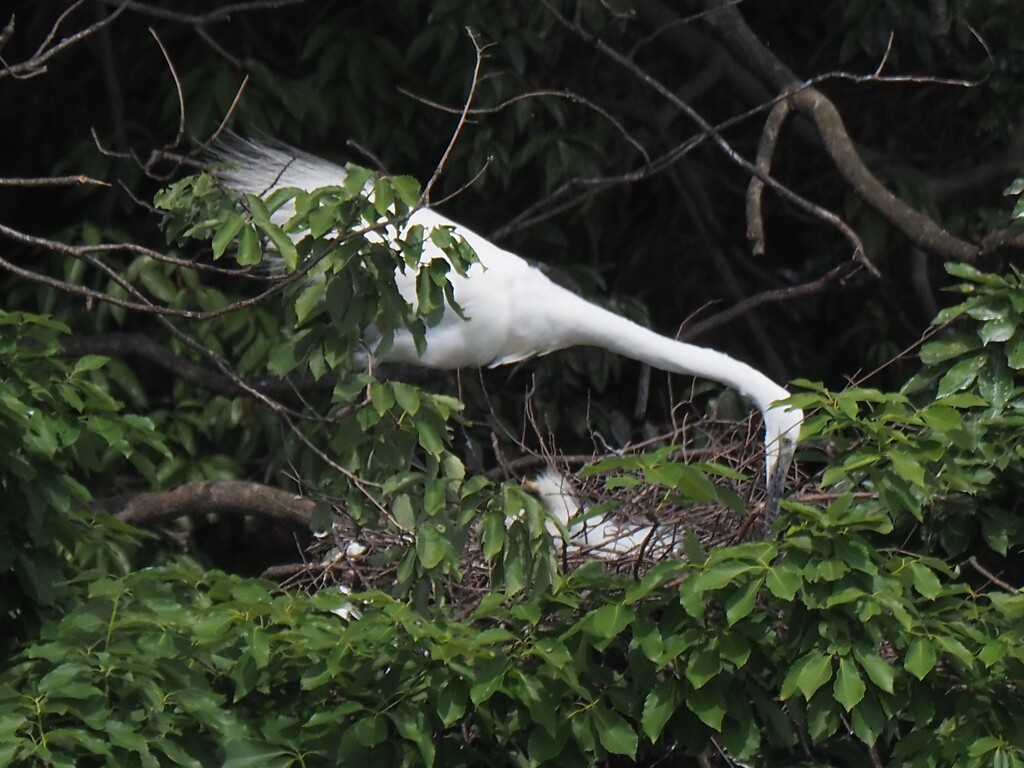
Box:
[699,0,983,262]
[98,480,318,529]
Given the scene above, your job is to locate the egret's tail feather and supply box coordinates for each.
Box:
[210,138,351,199]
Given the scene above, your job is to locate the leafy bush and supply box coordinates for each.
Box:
[5,246,1024,765]
[0,311,166,650]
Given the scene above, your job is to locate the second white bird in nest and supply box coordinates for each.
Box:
[522,468,668,559]
[212,141,803,503]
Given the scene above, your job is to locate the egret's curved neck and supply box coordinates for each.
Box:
[553,290,789,413]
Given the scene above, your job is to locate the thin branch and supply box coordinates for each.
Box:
[540,1,880,274]
[421,28,490,205]
[31,0,90,60]
[699,0,983,262]
[149,27,186,150]
[0,15,14,54]
[681,262,858,341]
[90,0,306,26]
[746,98,790,256]
[0,0,131,80]
[398,85,652,164]
[428,155,495,209]
[193,74,251,154]
[0,175,109,188]
[966,556,1018,592]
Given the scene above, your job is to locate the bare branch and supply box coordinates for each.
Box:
[90,0,306,26]
[149,27,186,150]
[746,98,791,256]
[0,0,131,80]
[540,0,879,274]
[398,85,652,164]
[681,262,859,341]
[99,480,319,529]
[789,87,977,262]
[421,28,490,205]
[0,175,109,188]
[698,0,984,262]
[966,556,1018,592]
[0,15,16,54]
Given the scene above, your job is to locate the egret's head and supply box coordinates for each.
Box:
[763,404,804,508]
[522,468,580,527]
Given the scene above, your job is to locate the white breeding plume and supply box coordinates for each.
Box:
[212,141,803,503]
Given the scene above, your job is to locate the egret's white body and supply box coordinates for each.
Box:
[214,142,803,499]
[523,468,668,559]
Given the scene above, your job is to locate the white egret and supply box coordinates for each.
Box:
[212,142,803,503]
[522,468,669,560]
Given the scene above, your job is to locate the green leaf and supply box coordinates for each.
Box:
[392,494,415,532]
[436,682,466,727]
[685,648,720,690]
[236,224,262,266]
[690,561,757,593]
[853,649,895,694]
[795,652,834,700]
[416,419,445,456]
[641,679,682,743]
[921,404,960,432]
[833,657,866,711]
[106,720,154,756]
[583,603,633,640]
[532,637,572,670]
[905,638,937,680]
[725,576,763,625]
[908,562,942,599]
[593,706,638,758]
[294,280,326,325]
[212,211,245,259]
[251,627,270,669]
[686,681,727,730]
[765,561,801,600]
[919,337,977,364]
[371,177,395,216]
[416,524,447,569]
[139,262,177,303]
[968,736,1006,757]
[980,316,1016,344]
[390,706,436,768]
[937,354,985,396]
[1007,334,1024,369]
[222,741,291,768]
[391,175,422,207]
[888,450,926,488]
[392,381,421,415]
[1004,178,1024,195]
[71,355,110,375]
[481,510,505,560]
[849,697,885,746]
[255,219,299,270]
[644,461,717,501]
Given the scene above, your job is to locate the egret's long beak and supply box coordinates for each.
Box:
[764,456,786,522]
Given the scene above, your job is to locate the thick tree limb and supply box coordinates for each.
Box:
[541,0,877,275]
[698,0,982,261]
[99,480,317,528]
[789,88,978,261]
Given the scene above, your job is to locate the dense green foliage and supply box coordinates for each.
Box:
[4,1,1024,766]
